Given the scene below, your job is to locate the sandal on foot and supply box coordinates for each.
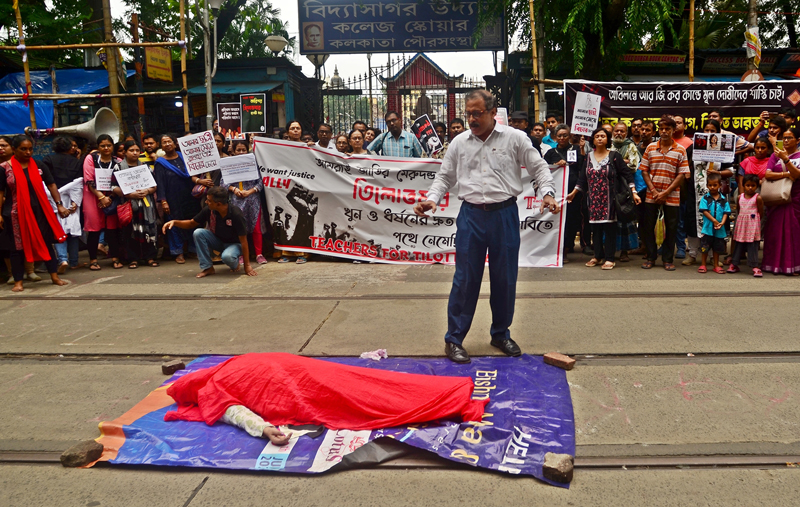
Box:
[89,261,102,271]
[175,254,186,264]
[112,260,124,269]
[641,261,654,269]
[147,260,159,267]
[585,258,599,267]
[752,268,763,277]
[664,263,676,271]
[618,253,630,262]
[727,265,740,274]
[713,266,725,274]
[697,266,707,273]
[601,261,615,270]
[278,256,291,263]
[296,257,308,264]
[128,262,139,269]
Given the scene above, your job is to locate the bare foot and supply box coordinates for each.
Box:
[50,275,68,286]
[11,282,23,292]
[231,265,241,273]
[196,267,215,278]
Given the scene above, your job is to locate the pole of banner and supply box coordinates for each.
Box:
[746,0,757,71]
[101,0,124,138]
[179,0,190,132]
[529,0,540,120]
[688,0,695,82]
[131,13,146,137]
[13,0,37,129]
[367,53,373,127]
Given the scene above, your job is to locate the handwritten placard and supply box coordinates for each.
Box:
[571,91,602,135]
[95,168,113,191]
[177,130,222,176]
[114,165,158,195]
[219,153,260,185]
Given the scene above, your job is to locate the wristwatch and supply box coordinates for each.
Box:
[55,201,63,206]
[543,190,555,199]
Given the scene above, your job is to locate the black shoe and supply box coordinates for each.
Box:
[445,342,471,363]
[490,338,522,357]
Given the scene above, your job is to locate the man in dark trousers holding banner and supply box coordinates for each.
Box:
[414,90,560,364]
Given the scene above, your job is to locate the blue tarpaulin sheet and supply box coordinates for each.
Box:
[97,354,575,487]
[0,69,134,134]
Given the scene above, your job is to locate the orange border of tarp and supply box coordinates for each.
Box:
[88,384,175,466]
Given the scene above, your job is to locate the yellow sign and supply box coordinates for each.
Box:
[145,47,173,82]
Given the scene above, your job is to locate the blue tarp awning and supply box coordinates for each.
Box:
[187,82,282,95]
[0,69,134,134]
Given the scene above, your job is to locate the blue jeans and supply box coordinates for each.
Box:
[193,228,241,270]
[54,236,80,266]
[166,214,196,256]
[445,202,519,346]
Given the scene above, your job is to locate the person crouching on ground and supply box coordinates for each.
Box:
[697,173,730,274]
[161,186,257,278]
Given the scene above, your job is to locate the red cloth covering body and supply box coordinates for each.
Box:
[164,353,488,430]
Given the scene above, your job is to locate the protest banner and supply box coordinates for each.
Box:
[570,91,602,135]
[411,114,442,156]
[564,79,800,135]
[219,153,260,185]
[114,165,158,195]
[253,138,567,268]
[216,103,243,139]
[177,130,222,176]
[495,107,509,126]
[95,168,113,191]
[240,94,266,134]
[692,132,737,163]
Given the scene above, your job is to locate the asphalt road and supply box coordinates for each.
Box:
[1,251,799,506]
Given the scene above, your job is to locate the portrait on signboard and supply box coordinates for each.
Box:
[722,134,734,150]
[694,134,708,150]
[708,133,720,151]
[303,23,324,50]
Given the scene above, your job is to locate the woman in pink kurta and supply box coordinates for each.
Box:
[82,134,122,270]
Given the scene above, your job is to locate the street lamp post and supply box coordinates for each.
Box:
[203,0,225,131]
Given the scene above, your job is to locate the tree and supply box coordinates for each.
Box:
[216,1,295,59]
[0,0,91,67]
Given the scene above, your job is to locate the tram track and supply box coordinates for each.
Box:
[3,290,800,302]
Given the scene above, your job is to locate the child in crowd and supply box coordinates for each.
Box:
[737,137,772,189]
[728,174,764,277]
[698,173,731,274]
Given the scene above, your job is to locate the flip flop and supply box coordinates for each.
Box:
[697,266,707,273]
[641,261,654,269]
[752,268,763,278]
[128,262,138,269]
[585,258,599,267]
[175,254,186,264]
[713,266,725,274]
[601,262,615,270]
[89,261,102,271]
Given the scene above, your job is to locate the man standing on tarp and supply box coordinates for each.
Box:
[414,90,560,364]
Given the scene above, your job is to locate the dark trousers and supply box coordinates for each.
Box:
[580,197,592,248]
[445,202,519,346]
[10,246,58,281]
[87,228,124,260]
[636,189,647,244]
[592,222,617,263]
[123,224,157,262]
[643,203,680,264]
[732,241,759,268]
[563,200,582,252]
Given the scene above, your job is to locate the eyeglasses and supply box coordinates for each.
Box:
[465,110,487,119]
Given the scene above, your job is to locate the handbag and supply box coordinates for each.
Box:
[191,184,208,199]
[761,160,794,206]
[117,200,132,227]
[100,194,119,215]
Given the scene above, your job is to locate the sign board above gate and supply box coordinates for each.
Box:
[298,0,504,54]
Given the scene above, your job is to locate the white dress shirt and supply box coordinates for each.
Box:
[46,177,84,237]
[315,141,337,151]
[426,122,555,205]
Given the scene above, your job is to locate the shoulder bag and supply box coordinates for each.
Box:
[612,153,637,222]
[761,159,794,206]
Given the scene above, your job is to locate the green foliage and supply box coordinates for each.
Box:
[0,0,92,67]
[216,1,296,59]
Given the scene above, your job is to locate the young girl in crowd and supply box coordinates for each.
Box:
[221,140,267,265]
[728,174,764,276]
[737,137,772,189]
[83,134,124,270]
[115,141,159,268]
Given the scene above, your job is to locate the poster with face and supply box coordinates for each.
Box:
[693,133,736,163]
[411,114,442,156]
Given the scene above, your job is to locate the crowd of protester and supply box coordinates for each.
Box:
[2,99,799,291]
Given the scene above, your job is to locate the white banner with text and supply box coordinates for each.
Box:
[253,138,567,267]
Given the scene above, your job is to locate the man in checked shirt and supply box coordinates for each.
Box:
[414,90,561,364]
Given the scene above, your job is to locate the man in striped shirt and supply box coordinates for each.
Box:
[640,115,690,271]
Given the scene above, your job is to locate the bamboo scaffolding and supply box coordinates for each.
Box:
[529,0,540,120]
[0,90,186,101]
[0,42,182,51]
[13,0,37,129]
[179,0,189,132]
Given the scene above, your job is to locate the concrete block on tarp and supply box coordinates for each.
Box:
[542,452,574,483]
[162,359,185,375]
